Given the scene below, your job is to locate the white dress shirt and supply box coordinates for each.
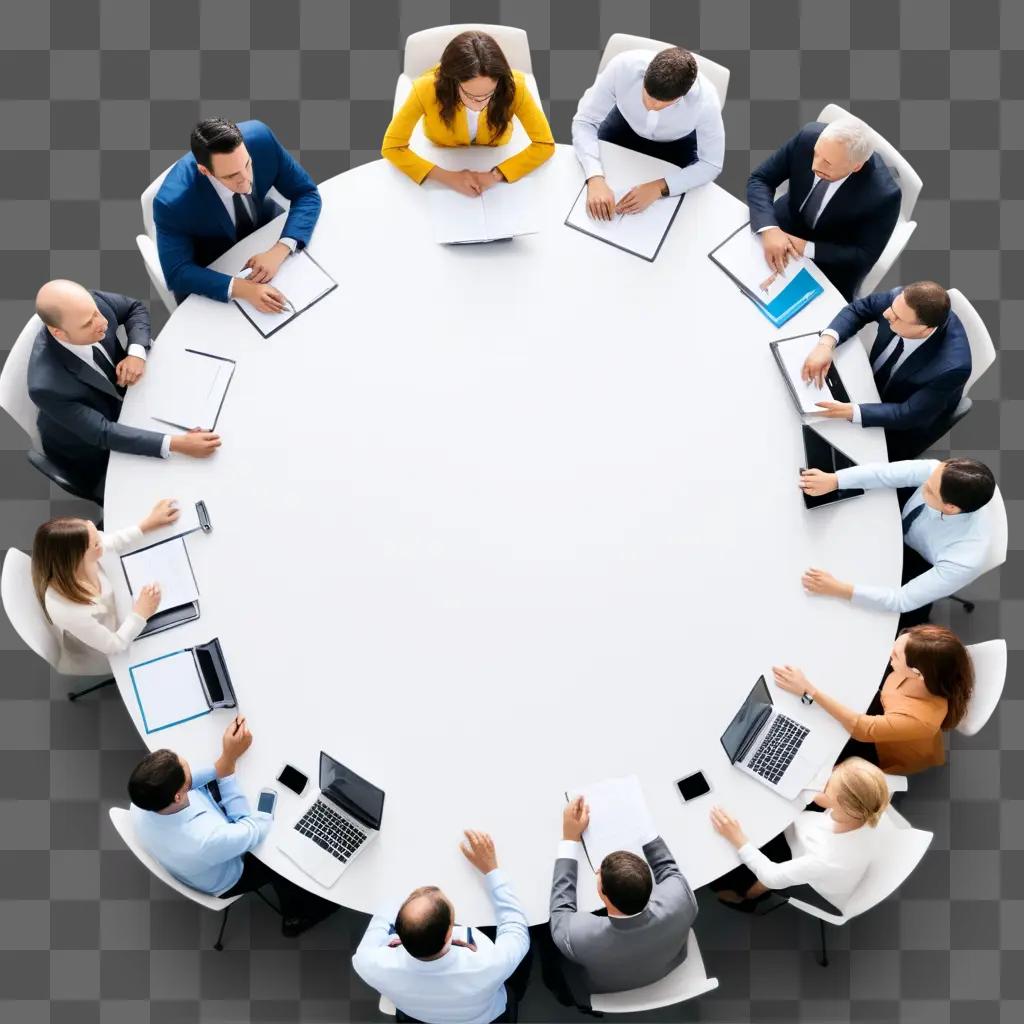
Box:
[571,51,725,196]
[820,326,936,424]
[834,459,994,613]
[465,106,480,143]
[44,525,147,676]
[352,869,530,1024]
[737,809,879,911]
[758,173,849,260]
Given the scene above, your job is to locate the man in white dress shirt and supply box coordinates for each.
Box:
[571,47,725,220]
[352,830,531,1024]
[799,457,997,625]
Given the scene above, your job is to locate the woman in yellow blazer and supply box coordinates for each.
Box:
[382,30,554,196]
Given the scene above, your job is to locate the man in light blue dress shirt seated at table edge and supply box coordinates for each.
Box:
[798,458,997,626]
[352,830,531,1024]
[571,46,725,220]
[128,716,335,937]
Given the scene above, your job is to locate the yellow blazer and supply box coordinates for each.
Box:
[381,67,555,184]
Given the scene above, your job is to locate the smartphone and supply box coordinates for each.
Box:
[675,772,711,802]
[257,788,277,816]
[277,764,309,796]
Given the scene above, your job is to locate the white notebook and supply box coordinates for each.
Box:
[149,349,234,432]
[712,224,809,303]
[429,179,540,244]
[234,249,337,338]
[564,183,682,262]
[129,649,209,734]
[121,537,199,614]
[566,774,657,868]
[771,333,835,412]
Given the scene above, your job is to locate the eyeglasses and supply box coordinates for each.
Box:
[459,83,496,103]
[884,305,921,328]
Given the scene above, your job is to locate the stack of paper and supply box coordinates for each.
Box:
[121,537,198,614]
[567,774,657,868]
[234,249,337,337]
[150,349,234,432]
[129,649,209,734]
[429,179,540,244]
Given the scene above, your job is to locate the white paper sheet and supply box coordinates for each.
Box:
[150,349,233,431]
[773,333,834,412]
[234,249,336,337]
[429,179,540,244]
[130,649,208,733]
[568,774,657,867]
[121,537,199,613]
[565,183,681,261]
[713,224,809,303]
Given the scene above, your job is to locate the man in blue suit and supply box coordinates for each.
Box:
[155,118,322,309]
[802,282,971,461]
[747,117,901,301]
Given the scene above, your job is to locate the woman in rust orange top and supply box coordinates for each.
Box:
[773,625,974,775]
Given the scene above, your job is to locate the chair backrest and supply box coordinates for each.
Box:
[141,165,174,242]
[403,24,532,79]
[108,806,241,911]
[980,487,1009,578]
[957,638,1008,736]
[1,548,61,668]
[947,288,997,399]
[598,33,730,108]
[817,103,922,221]
[0,313,44,450]
[588,930,719,1013]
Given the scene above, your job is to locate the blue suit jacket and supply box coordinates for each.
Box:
[28,291,165,492]
[747,122,902,301]
[826,287,972,433]
[155,120,322,303]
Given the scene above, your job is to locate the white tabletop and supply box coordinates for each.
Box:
[105,143,901,926]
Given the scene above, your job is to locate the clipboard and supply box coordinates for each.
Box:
[770,332,849,414]
[564,182,683,263]
[150,349,236,433]
[233,249,338,339]
[120,535,201,639]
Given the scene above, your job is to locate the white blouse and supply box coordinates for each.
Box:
[737,809,880,911]
[465,106,480,142]
[44,525,147,676]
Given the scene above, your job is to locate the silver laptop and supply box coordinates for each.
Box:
[720,676,821,800]
[277,752,385,888]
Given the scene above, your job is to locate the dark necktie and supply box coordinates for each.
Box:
[902,502,925,536]
[233,192,256,241]
[800,177,828,228]
[874,339,905,394]
[92,345,125,396]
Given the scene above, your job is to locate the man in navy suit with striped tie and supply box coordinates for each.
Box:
[801,281,972,460]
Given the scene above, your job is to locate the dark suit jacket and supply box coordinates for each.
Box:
[28,291,165,491]
[155,119,322,303]
[747,122,902,301]
[827,286,972,433]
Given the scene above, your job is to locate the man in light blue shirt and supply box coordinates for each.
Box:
[128,716,333,937]
[798,458,997,622]
[352,830,531,1024]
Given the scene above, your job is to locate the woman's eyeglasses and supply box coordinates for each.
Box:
[459,83,496,104]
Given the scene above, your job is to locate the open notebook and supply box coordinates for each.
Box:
[429,179,540,244]
[234,249,337,338]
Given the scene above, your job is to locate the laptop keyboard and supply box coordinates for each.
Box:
[295,800,368,864]
[748,715,809,785]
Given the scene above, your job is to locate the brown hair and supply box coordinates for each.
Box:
[32,517,92,618]
[643,47,698,101]
[599,850,653,914]
[901,624,974,730]
[831,757,890,827]
[902,281,950,329]
[434,31,515,142]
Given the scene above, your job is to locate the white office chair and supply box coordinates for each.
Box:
[817,103,922,297]
[957,639,1008,736]
[598,33,730,108]
[589,930,719,1013]
[379,994,397,1016]
[109,807,244,950]
[137,166,178,316]
[1,548,115,702]
[786,804,933,966]
[947,485,1008,614]
[945,288,998,432]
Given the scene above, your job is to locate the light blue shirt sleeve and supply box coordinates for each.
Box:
[835,459,938,492]
[195,772,272,859]
[850,555,978,613]
[482,868,531,982]
[664,92,724,196]
[190,765,217,790]
[352,910,400,983]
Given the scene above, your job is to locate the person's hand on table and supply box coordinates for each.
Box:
[215,715,252,778]
[760,227,799,274]
[802,342,834,387]
[115,355,146,387]
[431,167,483,197]
[802,568,854,600]
[562,796,590,842]
[460,829,499,874]
[786,234,807,257]
[798,468,838,496]
[235,278,287,313]
[710,806,748,849]
[586,176,615,220]
[772,664,816,700]
[170,430,221,458]
[469,168,504,193]
[140,498,180,533]
[815,401,854,420]
[615,180,664,215]
[133,582,161,619]
[244,242,290,284]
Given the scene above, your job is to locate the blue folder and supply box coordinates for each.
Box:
[745,266,824,328]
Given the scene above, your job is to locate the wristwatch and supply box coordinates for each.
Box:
[801,691,815,706]
[659,181,670,198]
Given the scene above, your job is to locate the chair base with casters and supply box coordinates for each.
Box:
[67,676,116,702]
[213,887,282,951]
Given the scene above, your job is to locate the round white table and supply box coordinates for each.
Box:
[106,144,901,925]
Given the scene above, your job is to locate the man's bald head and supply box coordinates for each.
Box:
[35,280,107,345]
[395,885,453,959]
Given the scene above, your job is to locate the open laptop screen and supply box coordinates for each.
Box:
[320,752,385,830]
[720,676,774,764]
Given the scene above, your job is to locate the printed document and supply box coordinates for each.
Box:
[130,650,208,734]
[565,184,680,261]
[121,537,198,613]
[150,349,233,432]
[567,774,657,867]
[713,225,809,303]
[429,179,540,244]
[235,249,336,337]
[773,333,835,412]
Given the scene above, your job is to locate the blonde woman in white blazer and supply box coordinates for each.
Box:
[32,499,179,675]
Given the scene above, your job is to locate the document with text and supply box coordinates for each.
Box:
[121,536,199,614]
[234,249,337,338]
[565,182,682,262]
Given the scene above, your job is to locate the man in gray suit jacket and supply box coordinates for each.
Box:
[547,796,698,1002]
